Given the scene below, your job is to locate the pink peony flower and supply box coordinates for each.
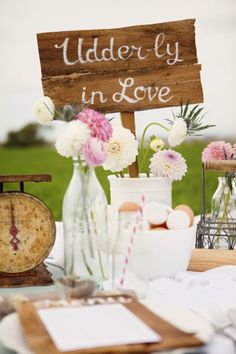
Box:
[83,137,107,166]
[202,141,233,162]
[76,108,112,142]
[150,149,187,181]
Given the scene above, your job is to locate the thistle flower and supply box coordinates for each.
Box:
[167,101,215,136]
[150,149,187,181]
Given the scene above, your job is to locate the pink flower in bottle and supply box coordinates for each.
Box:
[76,108,112,142]
[83,137,107,166]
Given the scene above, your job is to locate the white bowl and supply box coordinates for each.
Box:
[129,225,196,280]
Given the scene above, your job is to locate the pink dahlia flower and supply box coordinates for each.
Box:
[202,141,233,162]
[83,137,107,166]
[232,143,236,156]
[150,149,187,181]
[76,108,112,142]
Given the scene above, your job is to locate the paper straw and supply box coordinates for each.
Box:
[119,193,146,287]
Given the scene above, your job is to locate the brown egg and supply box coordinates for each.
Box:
[175,204,194,226]
[118,201,139,213]
[150,226,167,231]
[149,222,167,230]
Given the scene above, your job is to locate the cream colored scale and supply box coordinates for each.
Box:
[0,175,56,286]
[0,192,55,273]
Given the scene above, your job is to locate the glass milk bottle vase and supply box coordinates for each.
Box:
[112,210,148,299]
[63,158,109,283]
[210,176,236,249]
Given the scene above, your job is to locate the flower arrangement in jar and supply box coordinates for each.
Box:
[201,140,236,249]
[34,97,214,279]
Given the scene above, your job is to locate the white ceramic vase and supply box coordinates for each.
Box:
[108,174,172,208]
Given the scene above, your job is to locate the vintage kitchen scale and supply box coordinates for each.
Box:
[0,175,56,287]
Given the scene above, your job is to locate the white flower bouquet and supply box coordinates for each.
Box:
[103,102,214,181]
[34,98,213,182]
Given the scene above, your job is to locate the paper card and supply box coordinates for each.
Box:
[38,303,161,352]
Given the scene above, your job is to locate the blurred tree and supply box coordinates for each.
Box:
[4,123,48,147]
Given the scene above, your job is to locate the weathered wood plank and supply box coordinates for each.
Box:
[0,175,52,183]
[0,264,53,287]
[188,249,236,272]
[42,64,203,113]
[37,19,197,77]
[204,160,236,173]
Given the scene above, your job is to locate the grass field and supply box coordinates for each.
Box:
[0,143,218,220]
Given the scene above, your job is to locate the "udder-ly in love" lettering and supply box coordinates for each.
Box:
[55,33,183,67]
[81,77,173,105]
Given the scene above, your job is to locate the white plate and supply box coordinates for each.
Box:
[0,313,33,354]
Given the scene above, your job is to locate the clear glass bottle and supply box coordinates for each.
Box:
[210,176,236,249]
[112,210,148,299]
[63,157,109,285]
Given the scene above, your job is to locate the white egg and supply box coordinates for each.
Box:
[166,210,191,230]
[143,202,169,225]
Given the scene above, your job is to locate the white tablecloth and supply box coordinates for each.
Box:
[0,222,236,354]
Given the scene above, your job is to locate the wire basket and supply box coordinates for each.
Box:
[196,160,236,250]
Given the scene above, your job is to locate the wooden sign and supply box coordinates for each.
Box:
[37,19,203,113]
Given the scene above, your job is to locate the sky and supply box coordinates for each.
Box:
[0,0,236,143]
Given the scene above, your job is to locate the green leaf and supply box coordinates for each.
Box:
[182,100,190,118]
[192,107,205,121]
[188,105,199,118]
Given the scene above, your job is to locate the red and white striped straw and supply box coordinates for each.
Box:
[119,193,146,287]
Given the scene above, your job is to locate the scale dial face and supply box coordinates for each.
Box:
[0,192,56,273]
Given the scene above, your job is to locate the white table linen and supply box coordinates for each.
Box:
[1,222,236,353]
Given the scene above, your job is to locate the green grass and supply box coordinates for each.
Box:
[0,144,218,220]
[173,142,219,213]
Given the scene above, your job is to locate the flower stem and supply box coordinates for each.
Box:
[81,250,93,276]
[214,174,225,217]
[139,147,150,175]
[80,165,95,258]
[216,188,231,245]
[98,251,105,279]
[222,189,231,220]
[139,122,169,176]
[89,208,106,279]
[220,189,231,226]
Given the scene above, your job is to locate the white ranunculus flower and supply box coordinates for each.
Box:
[103,126,138,172]
[33,96,55,125]
[168,118,187,147]
[55,120,90,158]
